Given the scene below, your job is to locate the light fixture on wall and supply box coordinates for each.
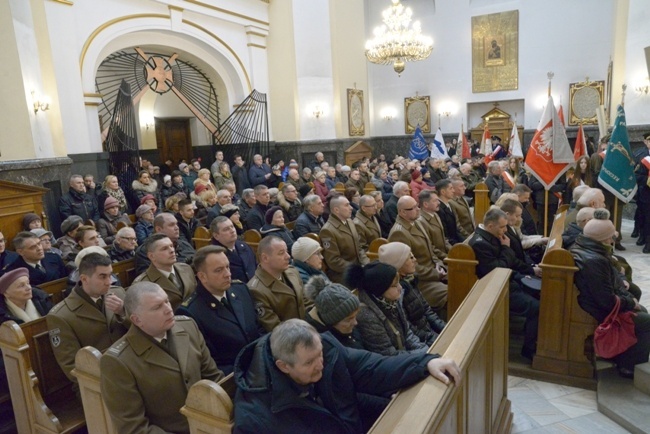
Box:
[440,111,451,118]
[31,91,51,114]
[381,107,397,121]
[141,113,155,130]
[365,0,434,76]
[145,122,154,130]
[635,77,650,95]
[310,104,326,119]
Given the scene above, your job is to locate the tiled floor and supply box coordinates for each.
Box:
[508,218,648,434]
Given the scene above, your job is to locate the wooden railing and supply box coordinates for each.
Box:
[369,268,513,433]
[473,182,489,225]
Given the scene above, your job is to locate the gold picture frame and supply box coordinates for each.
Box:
[347,89,365,136]
[404,95,430,134]
[568,80,604,126]
[472,10,519,93]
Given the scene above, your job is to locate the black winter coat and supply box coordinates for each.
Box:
[59,188,100,222]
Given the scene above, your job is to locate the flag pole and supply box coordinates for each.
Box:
[544,72,554,237]
[613,84,627,238]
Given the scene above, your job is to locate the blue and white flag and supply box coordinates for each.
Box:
[408,125,429,161]
[431,128,448,159]
[598,104,638,202]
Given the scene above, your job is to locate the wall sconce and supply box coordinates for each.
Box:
[380,107,397,121]
[32,91,51,114]
[635,77,650,95]
[141,114,155,130]
[313,105,323,119]
[439,111,451,118]
[145,122,154,130]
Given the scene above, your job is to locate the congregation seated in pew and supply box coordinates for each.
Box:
[4,231,67,285]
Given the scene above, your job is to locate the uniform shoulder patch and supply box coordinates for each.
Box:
[106,339,128,356]
[231,279,243,284]
[48,301,65,314]
[174,315,192,321]
[49,328,62,347]
[321,238,331,249]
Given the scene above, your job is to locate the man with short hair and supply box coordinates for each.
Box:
[210,216,257,281]
[564,185,595,228]
[345,169,365,194]
[418,190,451,261]
[286,168,306,191]
[459,163,481,196]
[5,231,66,285]
[449,178,475,237]
[247,237,310,332]
[301,166,313,184]
[176,246,263,374]
[232,154,251,196]
[175,198,199,244]
[59,174,100,222]
[310,151,325,170]
[278,184,302,222]
[353,195,381,255]
[467,208,540,359]
[388,196,448,313]
[384,181,410,225]
[238,188,256,223]
[358,162,371,185]
[485,161,508,203]
[249,154,271,187]
[233,319,460,433]
[207,189,233,226]
[101,282,223,433]
[293,195,325,238]
[325,166,339,190]
[110,227,137,262]
[0,230,18,271]
[47,253,128,382]
[513,183,536,236]
[320,195,368,284]
[562,207,595,249]
[435,179,464,245]
[134,212,195,274]
[210,150,224,179]
[245,184,271,231]
[133,233,196,310]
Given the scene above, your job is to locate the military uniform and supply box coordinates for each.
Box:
[345,178,365,194]
[320,214,369,284]
[450,196,475,237]
[353,210,381,254]
[419,210,451,261]
[176,280,263,374]
[101,317,224,434]
[46,284,128,382]
[247,265,311,332]
[388,216,448,310]
[133,262,197,311]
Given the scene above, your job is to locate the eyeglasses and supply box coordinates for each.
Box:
[40,238,52,243]
[121,237,137,242]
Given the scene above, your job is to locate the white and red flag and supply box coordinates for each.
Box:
[509,123,523,158]
[573,123,589,161]
[524,96,573,189]
[480,123,492,156]
[458,125,471,159]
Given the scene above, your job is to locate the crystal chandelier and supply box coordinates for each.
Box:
[365,0,434,76]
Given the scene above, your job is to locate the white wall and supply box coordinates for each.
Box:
[622,0,650,125]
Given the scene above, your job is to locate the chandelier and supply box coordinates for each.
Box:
[365,0,434,76]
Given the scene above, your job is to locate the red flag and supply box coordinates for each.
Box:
[458,124,471,159]
[480,123,492,155]
[573,123,588,161]
[484,145,502,165]
[524,96,573,189]
[558,104,566,127]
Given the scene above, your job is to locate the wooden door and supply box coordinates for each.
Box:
[155,118,192,165]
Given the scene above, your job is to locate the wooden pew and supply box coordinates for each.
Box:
[285,220,296,231]
[0,319,85,434]
[243,229,262,255]
[366,237,387,262]
[363,182,377,195]
[72,347,116,434]
[193,226,212,250]
[38,277,69,305]
[444,243,479,318]
[333,182,345,194]
[473,181,490,225]
[111,258,136,288]
[181,375,236,434]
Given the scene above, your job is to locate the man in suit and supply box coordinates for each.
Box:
[210,216,257,282]
[101,281,224,433]
[5,232,66,284]
[320,195,369,284]
[247,236,311,332]
[435,179,465,245]
[418,190,451,261]
[384,181,410,225]
[293,195,325,239]
[232,154,251,197]
[134,212,195,274]
[353,194,382,256]
[176,246,263,374]
[388,196,448,315]
[245,184,270,231]
[450,178,475,237]
[133,233,196,311]
[513,184,537,236]
[248,153,271,187]
[47,253,128,383]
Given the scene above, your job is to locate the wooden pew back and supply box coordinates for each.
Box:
[193,226,212,250]
[37,277,69,305]
[111,258,136,288]
[0,319,85,433]
[444,243,479,318]
[473,181,490,225]
[73,347,117,434]
[363,182,377,195]
[181,375,236,434]
[366,237,387,262]
[243,229,262,255]
[543,209,567,256]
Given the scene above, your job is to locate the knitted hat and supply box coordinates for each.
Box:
[31,228,54,240]
[583,208,616,243]
[298,184,313,197]
[0,268,29,295]
[378,242,411,270]
[74,246,109,268]
[304,275,359,326]
[104,196,120,210]
[179,163,189,171]
[411,171,422,181]
[220,204,240,218]
[60,215,83,235]
[164,175,171,183]
[292,237,322,262]
[345,262,397,297]
[140,194,156,205]
[265,206,283,224]
[135,204,153,218]
[22,213,41,230]
[194,184,208,195]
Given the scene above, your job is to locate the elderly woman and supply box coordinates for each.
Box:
[193,168,218,195]
[131,170,161,208]
[346,262,428,356]
[313,170,330,203]
[220,204,244,236]
[291,237,327,284]
[260,206,295,253]
[0,268,53,324]
[97,196,131,244]
[378,242,446,346]
[134,204,155,245]
[22,213,43,231]
[56,215,84,262]
[214,161,233,191]
[98,175,130,214]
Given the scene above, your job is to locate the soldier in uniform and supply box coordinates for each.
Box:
[247,236,311,332]
[449,178,475,237]
[46,253,128,383]
[635,133,650,253]
[417,190,451,261]
[388,196,448,316]
[132,233,196,310]
[353,195,382,257]
[176,245,264,374]
[320,195,369,284]
[101,281,223,433]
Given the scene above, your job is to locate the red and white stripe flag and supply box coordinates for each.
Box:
[573,123,589,161]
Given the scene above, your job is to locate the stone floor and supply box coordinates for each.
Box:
[508,218,648,434]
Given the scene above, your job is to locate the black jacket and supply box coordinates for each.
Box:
[437,202,464,245]
[211,239,257,282]
[59,188,100,222]
[176,281,263,375]
[520,203,538,236]
[384,194,399,225]
[233,332,437,434]
[260,225,295,254]
[175,213,200,245]
[0,250,19,272]
[401,275,445,346]
[245,202,269,231]
[293,212,324,239]
[0,287,53,324]
[562,222,582,249]
[468,226,531,279]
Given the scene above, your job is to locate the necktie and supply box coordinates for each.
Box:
[96,297,104,312]
[169,272,181,289]
[220,297,232,312]
[35,263,44,272]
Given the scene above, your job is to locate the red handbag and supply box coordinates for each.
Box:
[593,296,637,359]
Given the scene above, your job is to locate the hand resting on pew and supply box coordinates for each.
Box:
[427,358,461,385]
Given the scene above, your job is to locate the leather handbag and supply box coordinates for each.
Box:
[593,296,637,359]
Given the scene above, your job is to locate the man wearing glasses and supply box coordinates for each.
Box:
[3,232,66,284]
[353,195,381,256]
[110,227,138,262]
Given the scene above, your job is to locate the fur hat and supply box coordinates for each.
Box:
[0,268,29,295]
[179,163,189,171]
[304,275,359,326]
[291,237,322,263]
[345,261,397,297]
[583,208,616,243]
[60,215,83,235]
[103,196,120,210]
[220,204,240,219]
[378,242,411,270]
[74,246,109,268]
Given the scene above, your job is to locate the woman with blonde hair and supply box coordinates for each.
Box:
[193,168,218,195]
[214,161,233,191]
[98,174,130,214]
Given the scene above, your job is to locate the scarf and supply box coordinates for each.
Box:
[107,187,128,211]
[6,298,42,323]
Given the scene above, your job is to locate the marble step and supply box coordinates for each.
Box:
[634,362,650,395]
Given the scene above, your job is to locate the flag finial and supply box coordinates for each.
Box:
[622,83,627,107]
[547,71,554,97]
